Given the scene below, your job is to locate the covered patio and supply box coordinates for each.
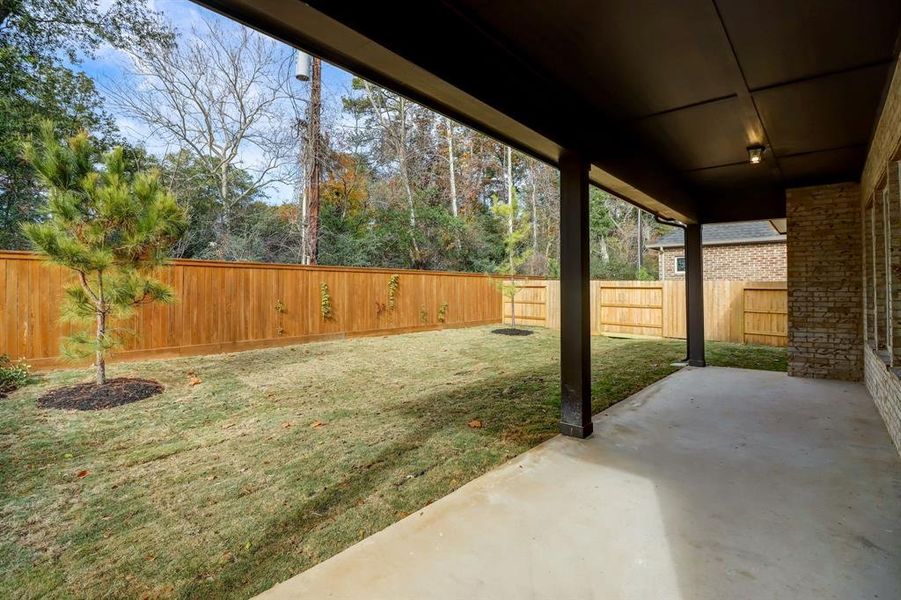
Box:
[190,0,901,595]
[260,367,901,599]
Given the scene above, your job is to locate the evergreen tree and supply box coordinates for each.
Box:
[0,0,173,249]
[22,123,187,384]
[492,190,532,327]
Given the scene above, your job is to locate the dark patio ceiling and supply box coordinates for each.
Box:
[195,0,901,224]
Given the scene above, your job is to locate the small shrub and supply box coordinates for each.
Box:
[320,282,333,320]
[437,302,448,323]
[0,355,30,397]
[419,305,428,324]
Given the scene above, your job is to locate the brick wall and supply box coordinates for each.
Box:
[864,345,901,455]
[786,182,862,381]
[860,56,901,455]
[658,242,786,281]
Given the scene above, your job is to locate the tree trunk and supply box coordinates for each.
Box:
[636,207,643,270]
[218,161,229,259]
[397,98,420,264]
[96,310,107,385]
[599,235,610,264]
[530,166,538,251]
[510,281,517,328]
[94,268,108,386]
[504,146,513,235]
[446,117,458,217]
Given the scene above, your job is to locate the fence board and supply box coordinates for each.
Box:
[504,278,787,347]
[0,251,504,368]
[744,285,788,346]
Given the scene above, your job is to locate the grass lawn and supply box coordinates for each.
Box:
[0,326,785,599]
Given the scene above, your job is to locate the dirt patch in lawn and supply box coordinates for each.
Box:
[36,378,163,410]
[491,328,534,336]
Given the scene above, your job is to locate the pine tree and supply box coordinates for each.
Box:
[22,123,187,384]
[492,189,532,328]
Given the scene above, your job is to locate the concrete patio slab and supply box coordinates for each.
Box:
[258,367,901,599]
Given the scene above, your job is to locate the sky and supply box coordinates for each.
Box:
[79,0,357,203]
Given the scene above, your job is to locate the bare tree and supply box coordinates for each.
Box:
[352,79,422,263]
[111,18,301,260]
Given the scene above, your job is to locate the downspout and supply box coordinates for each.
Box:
[655,215,689,363]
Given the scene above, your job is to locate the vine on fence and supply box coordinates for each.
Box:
[387,274,400,311]
[319,283,333,320]
[274,299,287,336]
[437,302,448,323]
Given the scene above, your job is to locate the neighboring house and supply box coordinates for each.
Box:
[652,220,786,281]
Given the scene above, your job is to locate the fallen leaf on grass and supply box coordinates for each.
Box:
[310,420,327,428]
[281,422,292,429]
[76,470,89,478]
[468,419,482,429]
[188,376,202,386]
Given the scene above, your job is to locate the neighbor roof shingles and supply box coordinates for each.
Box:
[652,221,785,248]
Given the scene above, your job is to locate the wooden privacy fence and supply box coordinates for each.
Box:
[1,251,504,368]
[504,279,787,347]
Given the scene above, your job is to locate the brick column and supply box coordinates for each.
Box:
[862,205,870,345]
[883,185,894,361]
[865,204,875,344]
[787,183,862,380]
[890,161,901,366]
[874,191,887,349]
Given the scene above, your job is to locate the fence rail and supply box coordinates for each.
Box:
[1,251,504,368]
[504,279,787,347]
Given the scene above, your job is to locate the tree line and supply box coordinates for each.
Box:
[0,0,666,278]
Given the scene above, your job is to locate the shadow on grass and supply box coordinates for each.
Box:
[187,339,686,598]
[183,369,557,598]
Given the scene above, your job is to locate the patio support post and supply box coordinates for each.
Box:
[685,222,706,367]
[558,149,592,438]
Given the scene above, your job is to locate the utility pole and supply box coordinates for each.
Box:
[307,57,321,265]
[295,52,321,265]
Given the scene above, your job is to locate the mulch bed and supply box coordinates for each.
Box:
[491,328,534,336]
[37,378,164,411]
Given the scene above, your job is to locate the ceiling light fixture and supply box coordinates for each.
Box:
[747,145,765,165]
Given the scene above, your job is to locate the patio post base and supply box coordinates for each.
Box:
[559,421,593,439]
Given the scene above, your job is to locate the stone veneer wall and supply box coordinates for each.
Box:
[658,243,785,281]
[786,183,862,381]
[860,56,901,455]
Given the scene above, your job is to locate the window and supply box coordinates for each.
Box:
[674,256,686,274]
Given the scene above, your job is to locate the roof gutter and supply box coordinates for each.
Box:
[655,215,685,229]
